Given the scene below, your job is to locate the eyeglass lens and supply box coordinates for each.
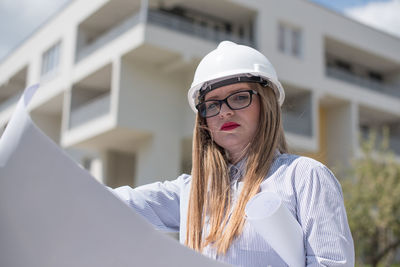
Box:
[199,90,254,118]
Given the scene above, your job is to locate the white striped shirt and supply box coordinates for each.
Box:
[112,153,355,266]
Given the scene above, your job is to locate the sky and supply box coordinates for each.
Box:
[0,0,71,61]
[310,0,400,37]
[0,0,399,61]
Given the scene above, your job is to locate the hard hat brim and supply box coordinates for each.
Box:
[188,72,285,113]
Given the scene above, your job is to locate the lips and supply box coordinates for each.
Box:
[220,122,240,131]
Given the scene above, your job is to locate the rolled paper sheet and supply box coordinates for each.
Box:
[245,191,305,267]
[0,85,232,267]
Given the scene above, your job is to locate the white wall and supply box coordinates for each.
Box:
[117,58,189,184]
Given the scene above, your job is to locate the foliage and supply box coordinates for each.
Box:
[341,129,400,267]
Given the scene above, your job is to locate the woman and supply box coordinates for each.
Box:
[112,41,354,266]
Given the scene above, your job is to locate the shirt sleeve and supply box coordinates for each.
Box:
[295,164,355,266]
[109,174,190,233]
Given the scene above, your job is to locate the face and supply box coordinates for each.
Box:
[205,82,260,163]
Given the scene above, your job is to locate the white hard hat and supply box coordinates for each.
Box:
[188,41,285,112]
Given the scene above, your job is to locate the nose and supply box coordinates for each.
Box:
[218,102,233,118]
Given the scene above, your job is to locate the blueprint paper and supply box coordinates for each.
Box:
[0,85,230,267]
[245,191,305,267]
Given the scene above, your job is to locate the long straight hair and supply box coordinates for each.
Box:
[185,83,288,254]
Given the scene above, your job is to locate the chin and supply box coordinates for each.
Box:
[216,139,246,151]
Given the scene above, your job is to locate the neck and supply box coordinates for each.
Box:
[227,144,249,164]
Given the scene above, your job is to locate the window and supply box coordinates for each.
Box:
[41,41,61,77]
[277,22,302,58]
[278,24,285,52]
[291,29,301,56]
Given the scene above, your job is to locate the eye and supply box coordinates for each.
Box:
[231,93,250,102]
[206,102,219,111]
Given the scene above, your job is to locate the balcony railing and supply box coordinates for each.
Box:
[282,110,312,137]
[0,91,23,113]
[326,66,400,98]
[147,10,254,47]
[76,13,142,61]
[76,8,255,61]
[69,93,110,129]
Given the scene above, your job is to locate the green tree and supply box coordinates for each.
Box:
[341,130,400,266]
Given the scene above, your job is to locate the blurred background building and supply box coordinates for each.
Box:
[0,0,400,188]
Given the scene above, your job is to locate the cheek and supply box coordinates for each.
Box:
[205,118,218,136]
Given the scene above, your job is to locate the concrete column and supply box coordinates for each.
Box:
[325,101,355,169]
[312,91,320,151]
[102,150,136,188]
[140,0,148,22]
[134,132,181,186]
[61,88,72,133]
[90,157,105,184]
[350,102,359,158]
[98,150,110,185]
[27,53,42,86]
[110,56,121,118]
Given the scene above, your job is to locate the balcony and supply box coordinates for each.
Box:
[0,91,23,113]
[76,1,255,62]
[69,63,112,129]
[75,0,143,62]
[76,12,142,62]
[69,93,110,129]
[0,66,27,113]
[147,9,254,47]
[326,66,400,98]
[325,37,400,99]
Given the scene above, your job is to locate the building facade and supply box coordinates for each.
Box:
[1,0,400,188]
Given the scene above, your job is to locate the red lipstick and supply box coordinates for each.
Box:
[220,122,240,131]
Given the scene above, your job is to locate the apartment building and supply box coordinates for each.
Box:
[1,0,399,188]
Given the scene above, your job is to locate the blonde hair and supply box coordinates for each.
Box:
[185,83,288,254]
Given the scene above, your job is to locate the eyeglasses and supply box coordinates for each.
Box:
[196,90,258,118]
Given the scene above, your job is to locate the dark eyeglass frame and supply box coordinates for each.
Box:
[196,89,258,118]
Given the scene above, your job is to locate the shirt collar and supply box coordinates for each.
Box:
[228,157,246,182]
[227,150,282,182]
